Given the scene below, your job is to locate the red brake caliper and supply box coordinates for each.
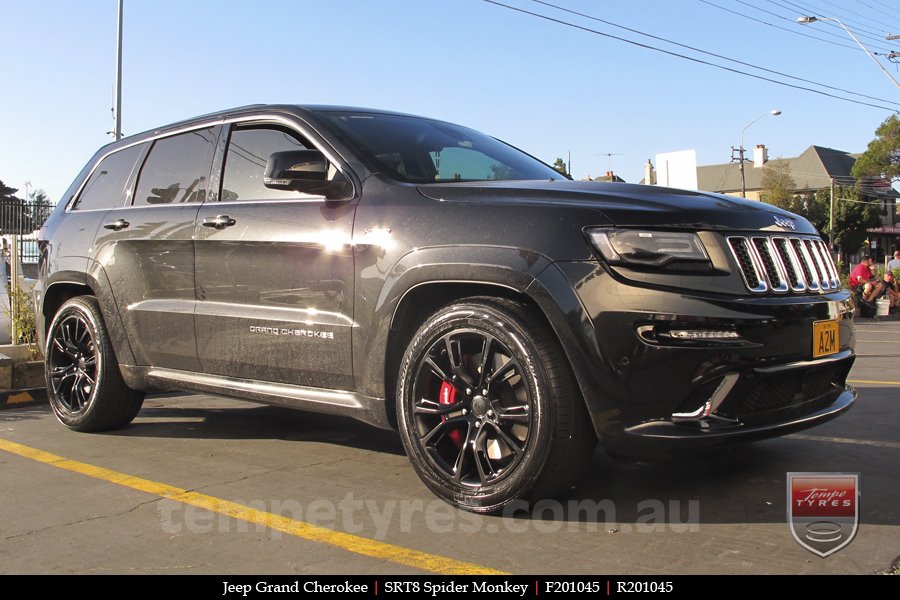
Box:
[439,381,463,447]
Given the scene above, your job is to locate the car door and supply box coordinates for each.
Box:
[92,125,219,371]
[193,121,356,390]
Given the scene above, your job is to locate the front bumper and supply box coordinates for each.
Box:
[552,261,857,451]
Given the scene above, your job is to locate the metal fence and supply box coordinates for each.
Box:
[0,197,55,263]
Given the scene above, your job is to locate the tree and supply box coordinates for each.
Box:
[765,183,877,255]
[851,114,900,182]
[760,161,798,211]
[27,188,54,227]
[788,190,829,234]
[0,179,20,202]
[0,178,35,234]
[551,158,568,176]
[822,185,881,256]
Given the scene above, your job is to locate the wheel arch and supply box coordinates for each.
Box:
[41,267,137,367]
[372,258,607,438]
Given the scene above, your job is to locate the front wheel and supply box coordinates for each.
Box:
[45,296,144,432]
[397,298,596,513]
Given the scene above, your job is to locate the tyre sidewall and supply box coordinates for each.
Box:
[45,298,109,429]
[397,302,555,513]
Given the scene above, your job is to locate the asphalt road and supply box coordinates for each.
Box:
[1,321,898,575]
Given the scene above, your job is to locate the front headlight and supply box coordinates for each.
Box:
[587,228,710,268]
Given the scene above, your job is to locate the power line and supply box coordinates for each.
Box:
[815,0,900,32]
[862,0,900,20]
[735,0,886,50]
[698,0,861,52]
[482,0,899,112]
[531,0,897,106]
[767,0,895,44]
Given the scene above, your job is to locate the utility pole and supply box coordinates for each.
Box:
[734,110,781,199]
[829,179,835,250]
[114,0,124,140]
[886,33,900,60]
[732,146,748,198]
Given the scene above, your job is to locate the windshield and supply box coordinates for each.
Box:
[316,111,565,184]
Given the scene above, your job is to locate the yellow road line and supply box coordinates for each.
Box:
[847,379,900,386]
[788,434,900,450]
[0,437,506,575]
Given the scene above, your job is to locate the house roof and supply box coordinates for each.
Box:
[697,146,860,194]
[593,174,626,183]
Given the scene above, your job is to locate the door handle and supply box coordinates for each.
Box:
[102,218,130,231]
[202,215,237,229]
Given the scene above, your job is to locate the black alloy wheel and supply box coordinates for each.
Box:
[48,312,98,414]
[45,296,144,432]
[411,326,533,488]
[397,297,596,513]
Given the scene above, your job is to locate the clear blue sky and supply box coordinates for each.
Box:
[2,0,899,201]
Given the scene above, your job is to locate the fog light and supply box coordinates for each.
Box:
[669,329,742,340]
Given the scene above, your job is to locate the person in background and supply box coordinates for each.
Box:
[882,271,900,311]
[849,256,884,304]
[888,250,900,274]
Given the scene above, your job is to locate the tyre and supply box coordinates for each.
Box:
[45,296,144,432]
[397,297,596,513]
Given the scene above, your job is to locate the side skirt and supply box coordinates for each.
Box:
[119,365,394,430]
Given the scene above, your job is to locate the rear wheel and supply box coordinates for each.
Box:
[397,297,596,513]
[45,296,143,432]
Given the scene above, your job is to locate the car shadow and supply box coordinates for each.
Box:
[107,392,896,527]
[114,400,405,456]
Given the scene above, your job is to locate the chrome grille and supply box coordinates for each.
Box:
[727,235,840,294]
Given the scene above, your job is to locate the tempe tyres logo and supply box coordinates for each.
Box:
[787,473,859,557]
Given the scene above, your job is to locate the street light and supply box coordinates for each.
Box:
[738,109,781,198]
[797,15,900,89]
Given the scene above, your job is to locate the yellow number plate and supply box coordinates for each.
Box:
[813,320,839,358]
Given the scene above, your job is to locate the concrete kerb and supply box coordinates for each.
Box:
[0,344,47,409]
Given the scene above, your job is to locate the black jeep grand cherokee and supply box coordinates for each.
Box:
[36,105,856,512]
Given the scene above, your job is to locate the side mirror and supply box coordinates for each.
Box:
[263,150,352,199]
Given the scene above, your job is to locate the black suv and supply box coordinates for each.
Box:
[36,105,856,512]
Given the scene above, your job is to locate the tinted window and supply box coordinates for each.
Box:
[133,128,215,206]
[74,144,145,210]
[221,125,311,202]
[318,112,564,184]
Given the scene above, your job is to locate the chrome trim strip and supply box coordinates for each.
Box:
[146,367,364,409]
[672,373,739,421]
[806,239,832,291]
[772,236,807,293]
[752,349,853,373]
[817,239,840,289]
[752,236,789,293]
[67,112,357,213]
[727,236,767,293]
[794,238,821,292]
[66,120,224,212]
[127,298,358,327]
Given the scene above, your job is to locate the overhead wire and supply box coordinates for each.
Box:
[734,0,893,51]
[862,0,900,20]
[767,0,894,44]
[531,0,897,106]
[816,0,900,32]
[482,1,899,112]
[698,0,860,52]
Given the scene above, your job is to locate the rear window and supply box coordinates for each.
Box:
[133,128,216,206]
[73,144,145,211]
